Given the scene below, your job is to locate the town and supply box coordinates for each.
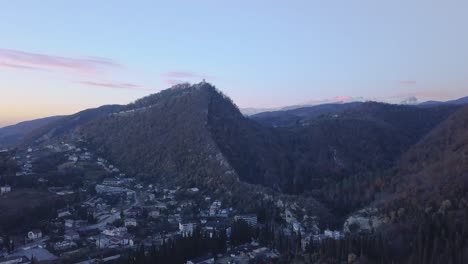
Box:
[0,141,344,264]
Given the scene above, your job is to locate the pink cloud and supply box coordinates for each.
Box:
[76,81,153,91]
[0,62,38,70]
[0,48,119,74]
[332,95,353,102]
[400,80,417,85]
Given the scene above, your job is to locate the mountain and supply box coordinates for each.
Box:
[0,116,64,147]
[241,96,364,116]
[250,102,363,127]
[419,95,468,106]
[71,83,331,219]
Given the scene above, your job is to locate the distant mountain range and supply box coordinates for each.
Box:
[418,95,468,106]
[241,95,468,115]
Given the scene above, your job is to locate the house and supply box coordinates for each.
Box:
[103,226,127,236]
[64,230,80,241]
[234,214,258,227]
[65,219,75,228]
[57,208,72,218]
[124,218,137,227]
[186,255,214,264]
[28,229,42,240]
[148,209,160,219]
[209,201,221,216]
[95,235,111,248]
[0,185,11,195]
[109,235,134,247]
[179,222,197,235]
[0,256,29,264]
[323,229,343,240]
[189,187,199,193]
[54,240,76,251]
[292,222,302,233]
[124,207,142,218]
[102,178,121,186]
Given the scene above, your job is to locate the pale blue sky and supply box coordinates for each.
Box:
[1,0,467,126]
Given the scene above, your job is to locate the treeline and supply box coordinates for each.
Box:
[120,227,227,264]
[306,209,468,264]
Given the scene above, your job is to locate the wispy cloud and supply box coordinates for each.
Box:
[76,81,154,91]
[0,62,38,70]
[0,48,119,74]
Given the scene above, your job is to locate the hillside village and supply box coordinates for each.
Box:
[0,140,344,264]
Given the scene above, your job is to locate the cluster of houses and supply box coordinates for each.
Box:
[186,242,279,264]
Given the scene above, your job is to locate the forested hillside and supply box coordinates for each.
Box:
[0,116,63,147]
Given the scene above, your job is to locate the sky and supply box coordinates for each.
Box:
[1,0,468,127]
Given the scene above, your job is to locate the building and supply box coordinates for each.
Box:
[102,226,127,237]
[64,230,80,241]
[0,185,11,195]
[234,214,258,227]
[189,187,199,193]
[102,178,121,186]
[124,207,142,218]
[209,201,221,216]
[125,218,137,227]
[292,221,302,233]
[109,235,134,247]
[324,229,343,240]
[65,219,75,228]
[27,229,42,240]
[57,208,72,218]
[148,209,160,218]
[179,222,197,235]
[54,240,77,251]
[95,235,111,248]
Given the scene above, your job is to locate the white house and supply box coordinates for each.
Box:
[124,218,137,227]
[64,230,80,241]
[27,229,42,240]
[57,208,72,218]
[179,222,196,235]
[0,185,11,195]
[102,226,127,237]
[148,209,160,219]
[65,219,75,228]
